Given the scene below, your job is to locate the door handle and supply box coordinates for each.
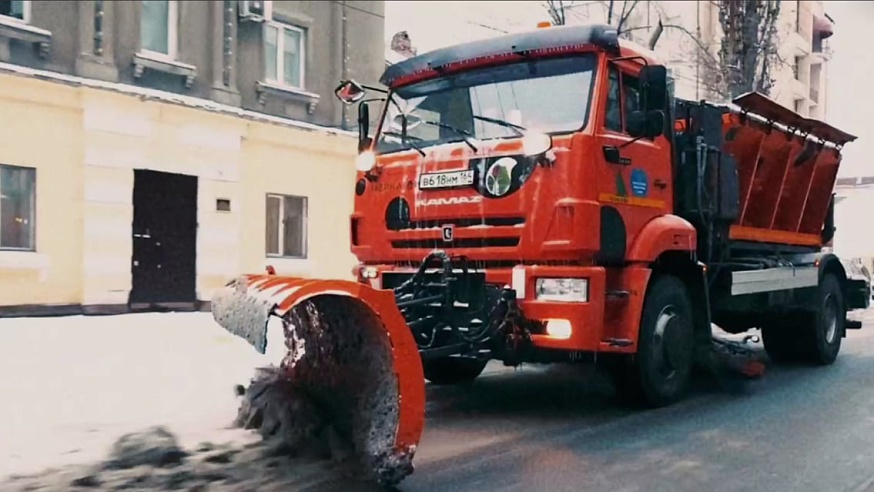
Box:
[654,179,668,189]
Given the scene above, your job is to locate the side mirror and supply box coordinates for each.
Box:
[357,101,371,152]
[627,110,665,139]
[335,79,366,105]
[639,64,667,112]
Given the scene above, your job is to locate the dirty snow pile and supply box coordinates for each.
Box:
[1,423,379,492]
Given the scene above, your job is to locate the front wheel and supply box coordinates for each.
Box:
[422,357,488,385]
[613,275,695,408]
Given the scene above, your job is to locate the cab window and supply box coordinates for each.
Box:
[605,67,622,132]
[604,65,643,136]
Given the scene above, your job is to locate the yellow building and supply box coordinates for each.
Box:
[0,63,359,316]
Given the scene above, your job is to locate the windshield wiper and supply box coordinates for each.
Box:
[472,115,526,136]
[421,120,479,152]
[382,131,426,156]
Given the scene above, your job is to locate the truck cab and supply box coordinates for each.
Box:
[340,24,678,272]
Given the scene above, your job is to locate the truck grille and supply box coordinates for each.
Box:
[386,216,525,231]
[391,237,520,249]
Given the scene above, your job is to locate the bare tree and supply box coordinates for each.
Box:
[542,0,783,101]
[544,0,640,36]
[545,0,570,26]
[713,0,782,98]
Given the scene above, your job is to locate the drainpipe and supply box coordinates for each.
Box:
[340,1,349,130]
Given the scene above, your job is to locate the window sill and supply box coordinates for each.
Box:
[256,81,320,114]
[0,16,51,58]
[0,250,49,270]
[133,51,197,88]
[265,257,312,276]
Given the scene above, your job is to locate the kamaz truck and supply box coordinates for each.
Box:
[211,23,867,486]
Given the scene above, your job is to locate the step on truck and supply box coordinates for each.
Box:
[210,22,867,487]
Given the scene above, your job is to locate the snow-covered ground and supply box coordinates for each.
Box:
[0,312,291,480]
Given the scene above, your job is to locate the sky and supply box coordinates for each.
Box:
[384,1,874,178]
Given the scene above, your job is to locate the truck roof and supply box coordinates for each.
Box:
[379,23,621,87]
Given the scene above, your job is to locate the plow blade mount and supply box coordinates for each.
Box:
[211,274,425,487]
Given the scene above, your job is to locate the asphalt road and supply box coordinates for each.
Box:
[403,310,874,492]
[3,311,874,492]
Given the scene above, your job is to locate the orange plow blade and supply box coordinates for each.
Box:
[211,274,425,487]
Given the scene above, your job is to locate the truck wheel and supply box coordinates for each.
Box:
[613,275,695,408]
[423,357,488,385]
[761,322,799,363]
[800,273,845,365]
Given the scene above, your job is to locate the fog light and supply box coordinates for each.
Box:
[535,278,588,302]
[545,319,572,339]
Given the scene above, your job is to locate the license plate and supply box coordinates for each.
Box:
[419,170,475,189]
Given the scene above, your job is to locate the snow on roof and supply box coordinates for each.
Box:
[0,62,356,138]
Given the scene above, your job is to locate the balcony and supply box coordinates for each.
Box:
[811,13,835,61]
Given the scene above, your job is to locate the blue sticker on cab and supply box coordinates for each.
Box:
[630,168,648,197]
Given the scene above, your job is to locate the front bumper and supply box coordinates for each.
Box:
[355,263,636,354]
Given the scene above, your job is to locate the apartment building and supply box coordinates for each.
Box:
[0,1,385,316]
[0,0,384,127]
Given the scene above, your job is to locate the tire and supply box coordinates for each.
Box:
[761,321,801,363]
[800,273,845,365]
[613,275,695,408]
[423,357,488,385]
[761,273,845,365]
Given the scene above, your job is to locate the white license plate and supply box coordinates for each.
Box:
[418,170,475,189]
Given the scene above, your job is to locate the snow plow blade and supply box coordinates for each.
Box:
[211,274,425,487]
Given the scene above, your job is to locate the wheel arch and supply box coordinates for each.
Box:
[627,214,698,263]
[817,252,849,302]
[649,250,713,352]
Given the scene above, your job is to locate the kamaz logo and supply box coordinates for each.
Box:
[415,196,483,207]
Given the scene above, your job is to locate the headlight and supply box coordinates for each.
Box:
[355,151,377,172]
[535,278,588,302]
[361,266,379,279]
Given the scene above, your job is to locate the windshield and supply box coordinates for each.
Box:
[375,54,598,154]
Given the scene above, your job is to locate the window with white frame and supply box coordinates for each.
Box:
[265,194,307,258]
[264,21,306,89]
[0,164,36,251]
[0,0,28,22]
[140,0,177,58]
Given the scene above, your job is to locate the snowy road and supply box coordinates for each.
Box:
[0,312,289,479]
[3,311,874,491]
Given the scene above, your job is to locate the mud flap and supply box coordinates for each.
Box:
[210,274,426,487]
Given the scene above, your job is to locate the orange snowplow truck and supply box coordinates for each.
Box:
[212,23,866,486]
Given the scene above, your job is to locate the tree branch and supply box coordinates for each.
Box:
[617,0,640,35]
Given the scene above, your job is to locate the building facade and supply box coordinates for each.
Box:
[0,1,385,316]
[833,177,874,272]
[0,0,384,128]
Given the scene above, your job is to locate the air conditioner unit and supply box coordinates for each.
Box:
[239,0,268,22]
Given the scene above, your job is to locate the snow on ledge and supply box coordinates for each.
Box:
[0,62,357,139]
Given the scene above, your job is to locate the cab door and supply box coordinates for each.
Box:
[594,61,673,263]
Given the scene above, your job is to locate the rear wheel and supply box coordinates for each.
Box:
[761,321,800,363]
[613,275,695,408]
[423,357,488,385]
[761,273,844,365]
[801,273,844,365]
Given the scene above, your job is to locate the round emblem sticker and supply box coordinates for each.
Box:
[485,157,517,197]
